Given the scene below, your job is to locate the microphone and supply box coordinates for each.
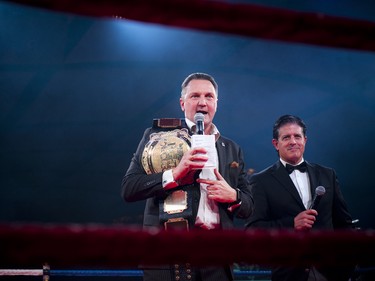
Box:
[309,186,326,209]
[194,112,205,135]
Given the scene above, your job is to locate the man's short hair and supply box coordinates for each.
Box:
[181,72,218,98]
[273,114,307,139]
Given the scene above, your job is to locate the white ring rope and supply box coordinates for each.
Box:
[0,269,43,276]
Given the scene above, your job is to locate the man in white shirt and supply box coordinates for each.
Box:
[122,72,253,281]
[246,114,353,281]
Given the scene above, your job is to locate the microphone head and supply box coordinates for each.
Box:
[315,186,326,196]
[194,112,205,123]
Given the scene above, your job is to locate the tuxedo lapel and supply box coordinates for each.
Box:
[306,161,319,198]
[216,138,227,174]
[271,161,305,209]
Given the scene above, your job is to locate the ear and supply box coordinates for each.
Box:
[272,139,278,151]
[179,97,185,111]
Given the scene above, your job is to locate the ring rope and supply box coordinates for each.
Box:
[0,268,271,277]
[1,223,374,268]
[0,269,43,276]
[1,268,374,277]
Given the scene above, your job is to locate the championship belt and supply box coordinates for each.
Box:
[141,127,193,230]
[142,128,190,175]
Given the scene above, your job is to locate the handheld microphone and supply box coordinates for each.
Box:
[309,186,326,209]
[194,112,205,135]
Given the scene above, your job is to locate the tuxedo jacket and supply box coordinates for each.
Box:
[246,160,353,281]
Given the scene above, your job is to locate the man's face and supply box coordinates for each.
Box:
[180,79,218,131]
[272,123,307,165]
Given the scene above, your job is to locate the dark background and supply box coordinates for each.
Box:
[1,0,375,229]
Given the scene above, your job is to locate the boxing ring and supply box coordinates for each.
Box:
[1,223,374,279]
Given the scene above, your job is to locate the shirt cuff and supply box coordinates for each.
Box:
[227,201,242,212]
[162,169,178,190]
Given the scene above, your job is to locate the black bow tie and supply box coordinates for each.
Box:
[285,162,307,174]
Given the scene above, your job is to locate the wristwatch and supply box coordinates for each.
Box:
[229,188,242,206]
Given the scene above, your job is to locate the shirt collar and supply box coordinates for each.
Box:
[280,158,305,167]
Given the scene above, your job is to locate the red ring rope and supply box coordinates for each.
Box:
[1,223,373,269]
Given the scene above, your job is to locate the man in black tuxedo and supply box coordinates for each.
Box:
[122,72,253,281]
[246,114,353,281]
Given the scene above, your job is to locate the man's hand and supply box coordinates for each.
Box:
[197,168,236,203]
[172,147,208,185]
[294,209,318,230]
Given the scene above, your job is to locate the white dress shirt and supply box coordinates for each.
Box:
[280,158,312,209]
[162,118,221,229]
